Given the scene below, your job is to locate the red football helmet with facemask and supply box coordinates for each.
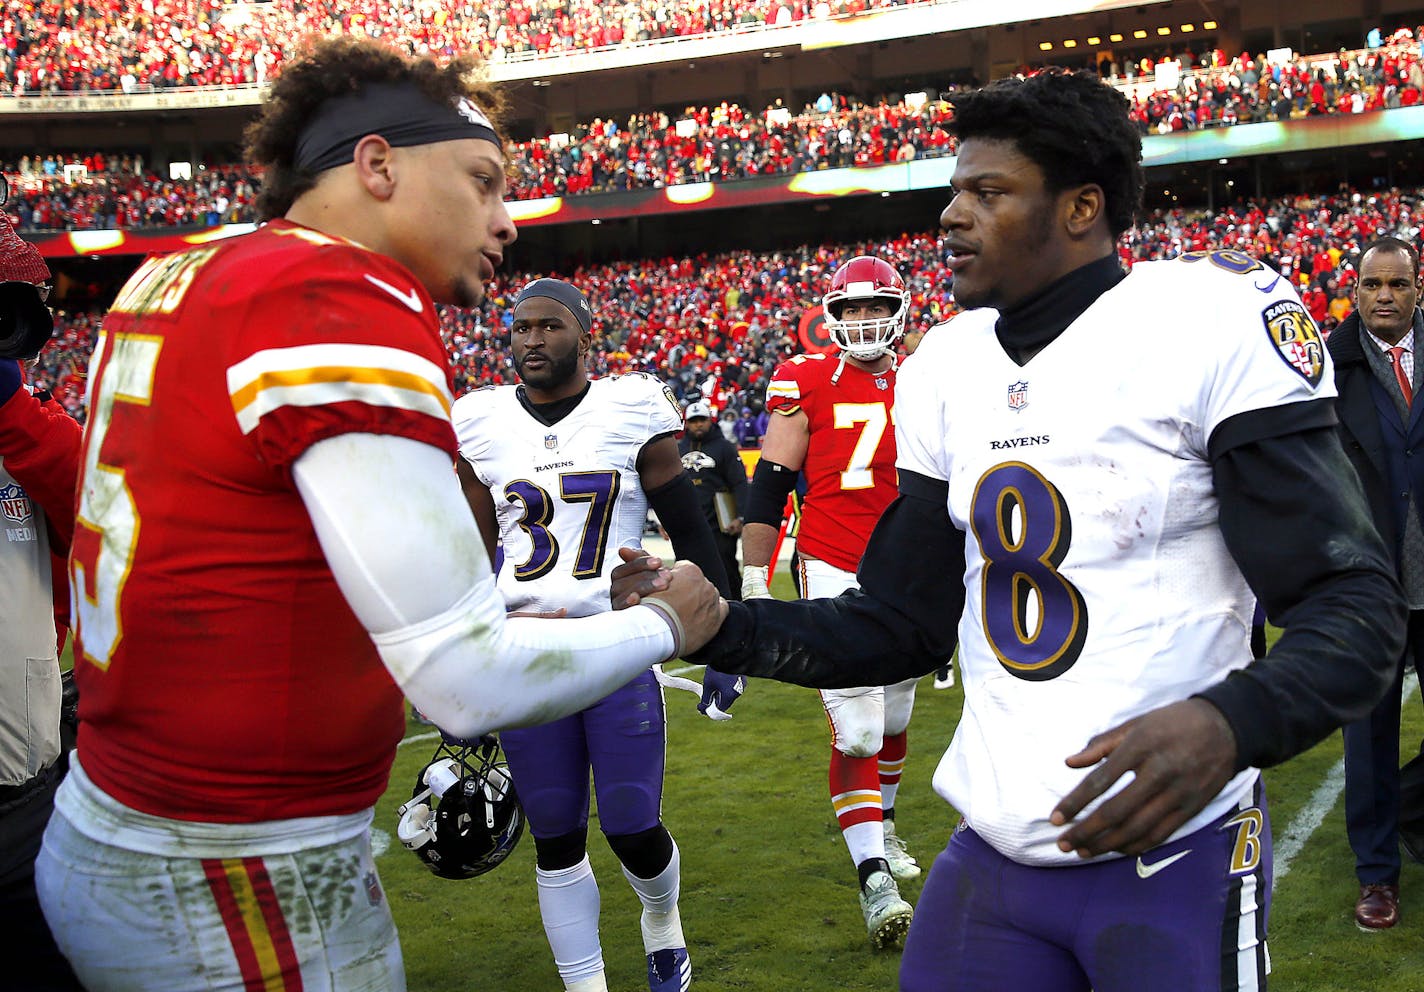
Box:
[821,255,909,361]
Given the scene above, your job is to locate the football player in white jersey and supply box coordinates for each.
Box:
[451,279,742,992]
[612,70,1404,992]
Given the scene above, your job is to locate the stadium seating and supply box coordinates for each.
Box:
[29,187,1420,426]
[6,31,1423,231]
[1,0,936,93]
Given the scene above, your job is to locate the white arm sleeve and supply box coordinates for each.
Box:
[292,432,677,738]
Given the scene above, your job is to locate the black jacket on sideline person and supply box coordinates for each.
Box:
[678,429,748,601]
[1329,308,1424,876]
[1329,309,1424,558]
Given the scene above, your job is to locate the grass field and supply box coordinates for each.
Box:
[374,585,1424,992]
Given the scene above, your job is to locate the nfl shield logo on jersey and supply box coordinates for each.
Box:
[1007,381,1029,411]
[544,434,558,450]
[1262,300,1325,388]
[0,483,31,524]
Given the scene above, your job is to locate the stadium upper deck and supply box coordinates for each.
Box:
[6,32,1423,234]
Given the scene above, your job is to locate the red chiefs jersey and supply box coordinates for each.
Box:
[764,353,896,572]
[70,220,458,823]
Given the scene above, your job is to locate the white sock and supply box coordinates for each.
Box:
[842,819,885,868]
[536,855,605,988]
[621,839,686,953]
[881,782,901,811]
[563,979,607,992]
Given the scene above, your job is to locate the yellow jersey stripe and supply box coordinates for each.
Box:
[219,859,289,992]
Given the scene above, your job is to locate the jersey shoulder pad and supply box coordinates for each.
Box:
[767,353,831,411]
[451,384,516,456]
[593,375,682,440]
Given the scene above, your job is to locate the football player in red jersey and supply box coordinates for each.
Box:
[739,255,921,949]
[34,36,723,992]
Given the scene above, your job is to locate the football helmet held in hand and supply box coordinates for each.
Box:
[396,733,525,880]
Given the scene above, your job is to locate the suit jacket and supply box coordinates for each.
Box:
[1327,310,1424,559]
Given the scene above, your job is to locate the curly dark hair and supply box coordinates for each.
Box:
[949,69,1143,238]
[244,35,504,221]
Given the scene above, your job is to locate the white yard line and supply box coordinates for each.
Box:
[1272,671,1418,891]
[1271,758,1345,890]
[398,730,441,748]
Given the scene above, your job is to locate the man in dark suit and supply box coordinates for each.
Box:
[1331,235,1424,932]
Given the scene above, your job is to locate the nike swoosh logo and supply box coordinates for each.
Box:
[1135,849,1191,879]
[364,274,423,314]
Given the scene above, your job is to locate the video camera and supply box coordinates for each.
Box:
[0,173,56,361]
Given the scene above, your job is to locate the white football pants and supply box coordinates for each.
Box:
[796,555,918,756]
[36,800,403,991]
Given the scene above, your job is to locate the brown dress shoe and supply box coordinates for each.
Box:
[1355,884,1400,931]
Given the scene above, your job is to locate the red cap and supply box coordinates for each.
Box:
[0,213,50,284]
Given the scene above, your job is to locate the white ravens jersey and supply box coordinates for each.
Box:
[897,251,1334,865]
[452,374,683,618]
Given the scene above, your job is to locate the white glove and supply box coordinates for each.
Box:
[741,564,772,600]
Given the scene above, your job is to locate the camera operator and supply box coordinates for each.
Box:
[0,206,83,989]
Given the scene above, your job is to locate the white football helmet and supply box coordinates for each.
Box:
[822,255,910,360]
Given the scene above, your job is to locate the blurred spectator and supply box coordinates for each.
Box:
[0,0,937,94]
[7,30,1424,228]
[718,408,738,442]
[25,185,1424,426]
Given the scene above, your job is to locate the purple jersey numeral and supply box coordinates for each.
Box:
[969,461,1088,681]
[505,470,621,582]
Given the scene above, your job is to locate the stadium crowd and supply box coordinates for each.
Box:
[8,31,1424,232]
[1,0,936,93]
[26,185,1420,431]
[1122,31,1424,131]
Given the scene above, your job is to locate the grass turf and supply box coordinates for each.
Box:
[379,608,1424,991]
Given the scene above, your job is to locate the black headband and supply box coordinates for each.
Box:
[515,279,593,334]
[294,81,502,176]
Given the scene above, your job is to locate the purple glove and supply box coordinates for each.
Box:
[698,667,746,721]
[0,360,21,406]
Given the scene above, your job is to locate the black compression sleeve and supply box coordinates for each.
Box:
[646,472,732,597]
[688,469,962,684]
[1197,426,1405,771]
[744,458,798,526]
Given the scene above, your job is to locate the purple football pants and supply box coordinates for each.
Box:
[500,667,665,838]
[901,783,1272,992]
